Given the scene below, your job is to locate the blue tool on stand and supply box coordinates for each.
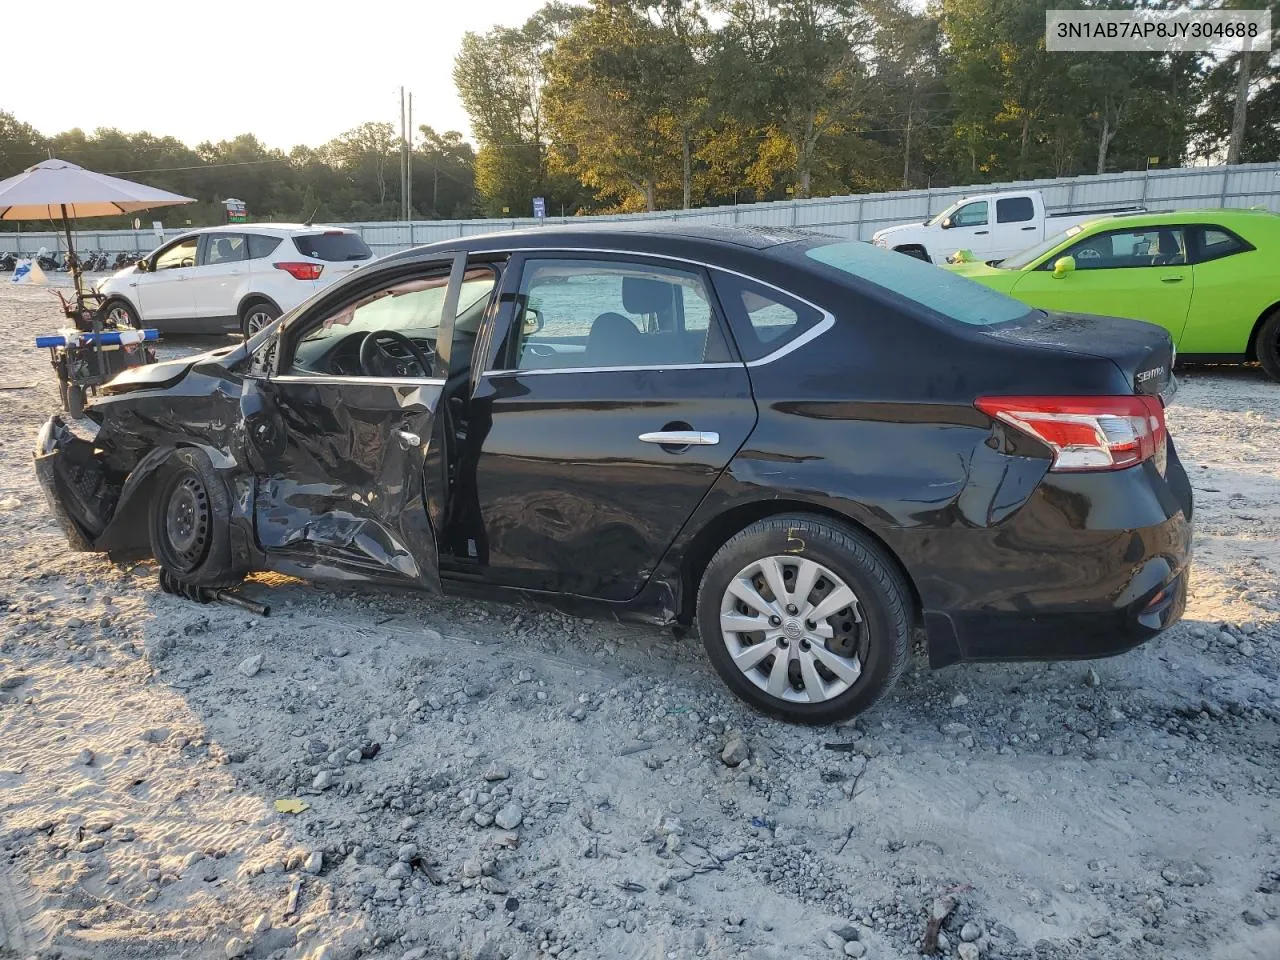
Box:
[35,325,159,417]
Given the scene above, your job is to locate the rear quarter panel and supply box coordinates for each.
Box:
[1183,229,1280,354]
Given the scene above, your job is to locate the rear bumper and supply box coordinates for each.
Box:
[918,439,1193,666]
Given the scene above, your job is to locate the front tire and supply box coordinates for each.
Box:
[1257,309,1280,382]
[696,515,911,724]
[241,300,280,339]
[148,449,241,588]
[101,298,140,330]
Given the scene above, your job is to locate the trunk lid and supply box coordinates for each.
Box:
[984,310,1175,399]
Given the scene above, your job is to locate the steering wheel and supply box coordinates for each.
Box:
[358,330,434,378]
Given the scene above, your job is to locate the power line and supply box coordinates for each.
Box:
[104,158,293,175]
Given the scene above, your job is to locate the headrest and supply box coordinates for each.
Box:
[622,276,674,314]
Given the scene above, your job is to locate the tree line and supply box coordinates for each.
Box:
[2,0,1276,230]
[0,117,477,231]
[457,0,1278,215]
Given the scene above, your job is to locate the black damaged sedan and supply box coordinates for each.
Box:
[35,226,1192,722]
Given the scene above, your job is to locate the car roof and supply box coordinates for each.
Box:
[195,223,353,236]
[381,222,825,266]
[1078,208,1279,231]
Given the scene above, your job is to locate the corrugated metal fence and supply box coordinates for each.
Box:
[3,162,1277,258]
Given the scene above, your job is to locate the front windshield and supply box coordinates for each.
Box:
[804,240,1033,327]
[1000,225,1085,270]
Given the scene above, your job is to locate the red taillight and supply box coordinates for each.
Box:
[273,261,323,280]
[975,395,1167,472]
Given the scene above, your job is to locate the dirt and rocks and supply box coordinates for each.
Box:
[0,282,1277,960]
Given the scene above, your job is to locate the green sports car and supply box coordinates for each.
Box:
[944,209,1280,379]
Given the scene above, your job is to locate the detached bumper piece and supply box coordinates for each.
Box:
[33,416,113,551]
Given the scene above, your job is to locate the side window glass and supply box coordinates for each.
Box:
[202,234,246,266]
[1064,227,1187,270]
[155,238,198,270]
[951,201,988,228]
[507,259,721,371]
[996,197,1034,223]
[711,273,825,362]
[288,267,494,377]
[1197,227,1250,263]
[247,235,282,260]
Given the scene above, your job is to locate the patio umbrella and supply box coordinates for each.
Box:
[0,158,194,299]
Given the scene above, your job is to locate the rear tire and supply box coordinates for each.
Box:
[148,449,242,589]
[1257,309,1280,382]
[696,515,911,724]
[241,300,280,339]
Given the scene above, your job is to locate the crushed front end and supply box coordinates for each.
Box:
[34,416,118,552]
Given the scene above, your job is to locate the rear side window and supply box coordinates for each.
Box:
[997,197,1034,223]
[202,234,245,265]
[804,241,1032,327]
[1196,226,1252,263]
[711,273,824,361]
[247,234,282,259]
[293,232,372,262]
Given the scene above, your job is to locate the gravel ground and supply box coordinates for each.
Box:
[0,281,1277,960]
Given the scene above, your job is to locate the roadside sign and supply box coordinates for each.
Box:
[152,221,163,241]
[533,196,546,219]
[223,198,247,224]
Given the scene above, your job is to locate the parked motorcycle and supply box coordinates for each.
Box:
[0,252,17,272]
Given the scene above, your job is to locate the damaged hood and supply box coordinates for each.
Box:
[101,343,244,396]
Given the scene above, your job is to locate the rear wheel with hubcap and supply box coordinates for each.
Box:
[696,515,911,723]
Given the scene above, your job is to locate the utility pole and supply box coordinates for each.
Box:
[1227,41,1253,166]
[399,86,408,221]
[407,92,413,221]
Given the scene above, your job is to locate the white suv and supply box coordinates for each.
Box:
[95,224,374,337]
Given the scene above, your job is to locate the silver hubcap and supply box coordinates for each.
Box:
[107,306,131,326]
[246,310,271,335]
[719,556,864,703]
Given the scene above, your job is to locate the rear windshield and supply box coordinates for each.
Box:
[293,232,372,261]
[804,240,1032,326]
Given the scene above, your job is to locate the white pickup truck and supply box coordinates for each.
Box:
[870,189,1142,264]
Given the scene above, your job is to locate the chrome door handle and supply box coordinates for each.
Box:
[396,430,422,448]
[639,430,719,446]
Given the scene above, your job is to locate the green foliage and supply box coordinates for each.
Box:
[0,112,479,230]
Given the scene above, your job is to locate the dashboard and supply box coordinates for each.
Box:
[293,330,439,378]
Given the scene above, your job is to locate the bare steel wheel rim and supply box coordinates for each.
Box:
[245,309,272,335]
[165,475,210,571]
[719,555,865,704]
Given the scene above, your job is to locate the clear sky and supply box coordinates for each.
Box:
[6,0,550,150]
